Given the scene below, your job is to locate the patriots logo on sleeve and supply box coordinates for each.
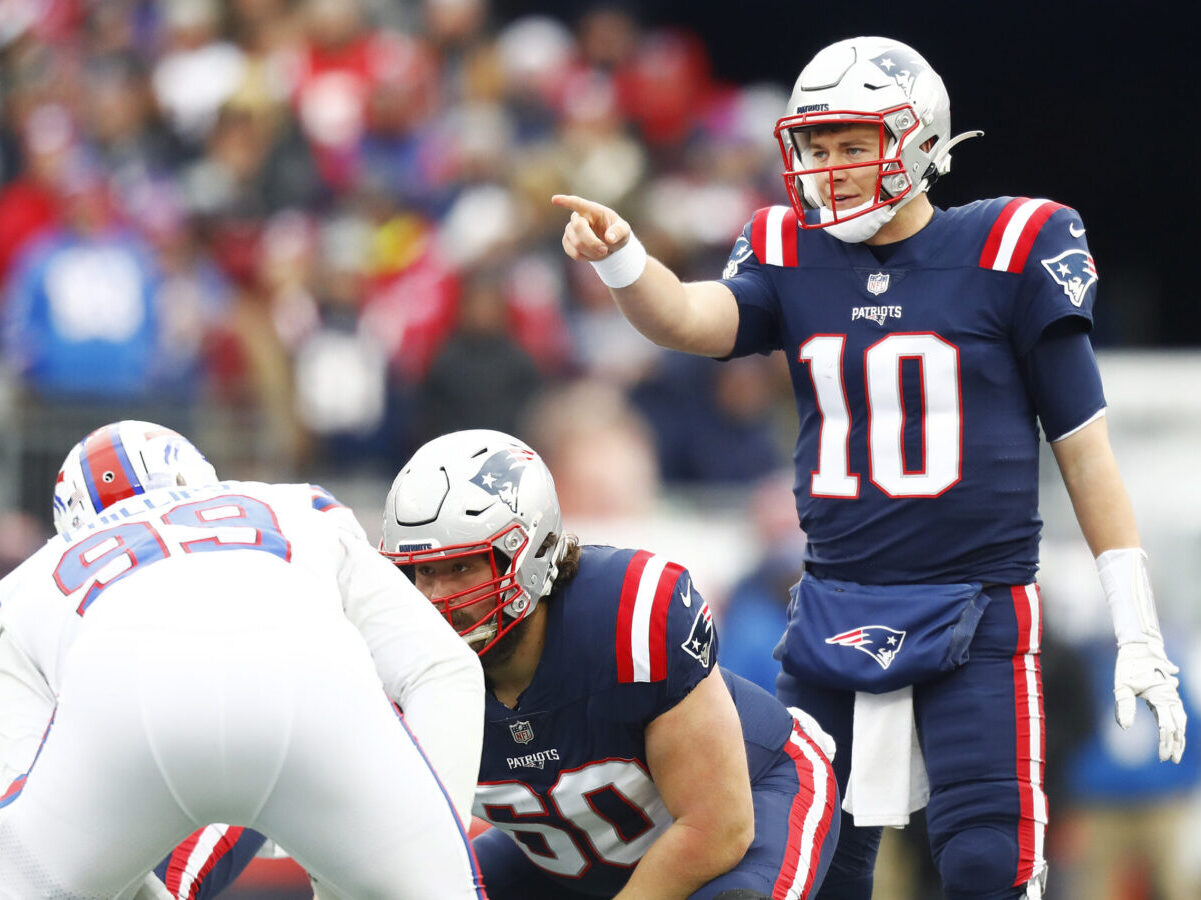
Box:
[723,234,753,278]
[680,603,714,668]
[826,625,907,670]
[1040,249,1098,307]
[470,448,536,513]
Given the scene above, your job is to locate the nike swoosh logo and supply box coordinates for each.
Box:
[680,578,692,608]
[1069,223,1086,238]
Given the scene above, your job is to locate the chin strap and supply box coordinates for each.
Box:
[821,201,898,243]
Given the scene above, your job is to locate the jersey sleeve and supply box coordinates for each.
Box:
[717,210,786,358]
[979,199,1098,354]
[610,551,718,719]
[334,518,485,826]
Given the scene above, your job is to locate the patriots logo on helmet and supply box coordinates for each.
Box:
[1040,249,1098,308]
[826,625,906,670]
[470,448,536,514]
[868,49,926,97]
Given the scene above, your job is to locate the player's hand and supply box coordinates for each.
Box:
[1113,641,1187,763]
[551,194,632,262]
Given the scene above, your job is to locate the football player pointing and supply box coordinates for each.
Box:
[382,429,840,900]
[555,36,1186,900]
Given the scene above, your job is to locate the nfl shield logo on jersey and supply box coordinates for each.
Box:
[866,272,890,295]
[826,625,907,670]
[509,720,535,744]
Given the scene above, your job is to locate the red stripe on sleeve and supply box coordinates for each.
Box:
[615,551,652,684]
[1007,202,1065,273]
[780,208,799,267]
[978,197,1029,269]
[647,562,685,682]
[186,826,245,900]
[751,208,770,262]
[164,828,203,895]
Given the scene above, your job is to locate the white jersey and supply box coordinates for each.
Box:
[0,480,486,899]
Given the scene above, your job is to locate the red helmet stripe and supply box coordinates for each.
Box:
[80,426,142,513]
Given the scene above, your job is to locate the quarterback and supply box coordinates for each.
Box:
[553,36,1186,900]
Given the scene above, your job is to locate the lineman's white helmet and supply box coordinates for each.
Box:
[381,429,567,655]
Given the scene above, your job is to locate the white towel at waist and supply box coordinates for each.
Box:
[842,685,929,827]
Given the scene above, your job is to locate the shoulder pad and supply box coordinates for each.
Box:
[614,550,687,684]
[750,206,800,267]
[978,197,1069,273]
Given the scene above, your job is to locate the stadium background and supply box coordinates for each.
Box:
[0,1,1196,897]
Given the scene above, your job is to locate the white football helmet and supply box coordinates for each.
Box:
[381,429,567,655]
[774,36,982,241]
[52,420,220,535]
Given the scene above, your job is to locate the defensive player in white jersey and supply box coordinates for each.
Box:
[0,421,487,899]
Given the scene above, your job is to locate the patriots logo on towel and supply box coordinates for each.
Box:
[470,448,537,513]
[1040,249,1098,307]
[826,625,907,670]
[681,603,714,667]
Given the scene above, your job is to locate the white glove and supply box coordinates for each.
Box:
[788,706,837,762]
[1113,641,1187,763]
[1097,548,1187,764]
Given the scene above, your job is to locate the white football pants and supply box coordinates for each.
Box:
[0,556,482,899]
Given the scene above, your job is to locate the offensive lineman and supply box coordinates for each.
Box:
[552,35,1187,900]
[0,421,486,899]
[381,428,840,900]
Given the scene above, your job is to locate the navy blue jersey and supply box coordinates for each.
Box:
[720,198,1100,585]
[472,545,798,897]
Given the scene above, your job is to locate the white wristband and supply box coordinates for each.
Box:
[1096,547,1162,645]
[589,232,647,289]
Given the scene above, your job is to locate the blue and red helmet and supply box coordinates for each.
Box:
[52,420,219,535]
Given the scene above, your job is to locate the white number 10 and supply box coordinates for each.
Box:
[800,332,961,498]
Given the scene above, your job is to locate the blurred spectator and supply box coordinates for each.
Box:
[522,377,659,521]
[1,164,164,400]
[289,212,397,471]
[151,0,247,148]
[0,510,49,578]
[0,104,73,281]
[717,469,805,693]
[1053,636,1201,899]
[418,261,544,443]
[632,352,785,485]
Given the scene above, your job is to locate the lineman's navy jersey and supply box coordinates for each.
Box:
[720,198,1100,586]
[473,545,836,898]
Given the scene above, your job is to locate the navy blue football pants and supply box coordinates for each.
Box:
[777,584,1045,900]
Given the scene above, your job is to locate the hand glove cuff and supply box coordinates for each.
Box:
[1096,547,1162,645]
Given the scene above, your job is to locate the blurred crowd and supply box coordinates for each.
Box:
[0,0,796,488]
[3,4,1199,898]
